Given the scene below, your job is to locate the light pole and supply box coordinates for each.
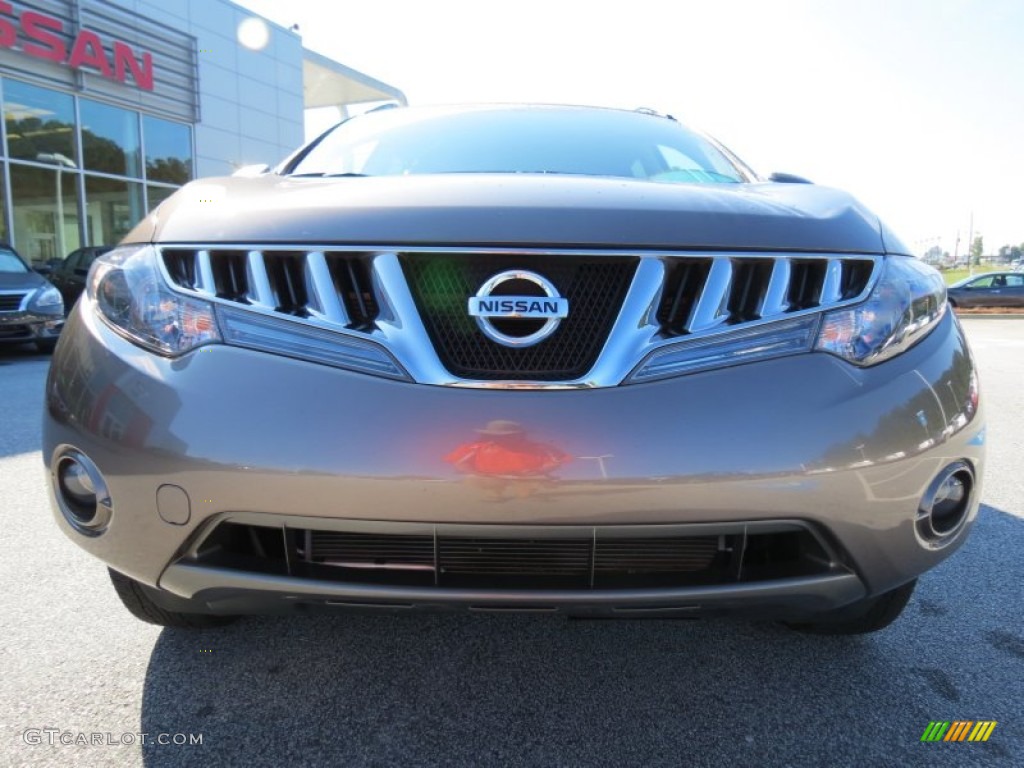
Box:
[579,455,613,480]
[35,152,76,262]
[967,212,974,277]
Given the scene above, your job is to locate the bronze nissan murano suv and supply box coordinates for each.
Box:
[43,105,985,634]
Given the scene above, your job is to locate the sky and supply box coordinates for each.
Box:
[235,0,1024,256]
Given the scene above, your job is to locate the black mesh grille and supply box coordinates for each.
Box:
[401,253,638,380]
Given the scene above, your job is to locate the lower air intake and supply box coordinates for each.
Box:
[191,521,836,591]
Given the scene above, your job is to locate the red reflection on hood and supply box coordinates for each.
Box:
[445,420,571,477]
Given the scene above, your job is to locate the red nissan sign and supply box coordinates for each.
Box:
[0,1,154,91]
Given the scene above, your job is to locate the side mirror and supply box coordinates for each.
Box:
[768,172,814,184]
[34,265,53,276]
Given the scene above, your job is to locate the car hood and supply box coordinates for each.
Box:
[129,174,901,254]
[0,270,47,292]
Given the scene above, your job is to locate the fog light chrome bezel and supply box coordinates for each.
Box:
[52,447,112,536]
[916,461,975,550]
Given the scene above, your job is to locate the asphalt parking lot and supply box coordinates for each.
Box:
[1,319,1021,768]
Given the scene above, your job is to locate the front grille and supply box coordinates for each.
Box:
[657,255,876,336]
[161,248,379,330]
[402,253,638,380]
[193,521,834,591]
[594,537,720,577]
[308,531,435,570]
[156,246,880,386]
[0,293,27,312]
[0,324,30,338]
[439,536,594,588]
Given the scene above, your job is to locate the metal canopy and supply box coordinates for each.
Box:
[302,48,407,110]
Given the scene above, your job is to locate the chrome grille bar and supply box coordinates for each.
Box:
[246,250,275,308]
[687,257,732,332]
[821,258,843,304]
[759,258,791,318]
[196,249,215,294]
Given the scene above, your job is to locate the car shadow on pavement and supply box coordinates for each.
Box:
[139,503,1021,768]
[0,343,51,363]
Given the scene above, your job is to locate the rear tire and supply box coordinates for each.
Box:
[784,579,916,635]
[108,569,236,628]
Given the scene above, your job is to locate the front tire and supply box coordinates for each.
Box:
[784,579,916,635]
[35,339,57,353]
[108,569,236,628]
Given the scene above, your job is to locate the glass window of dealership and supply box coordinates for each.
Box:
[0,0,405,267]
[1,77,192,264]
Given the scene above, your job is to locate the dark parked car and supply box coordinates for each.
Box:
[0,243,64,352]
[48,246,114,312]
[947,272,1024,308]
[44,105,984,634]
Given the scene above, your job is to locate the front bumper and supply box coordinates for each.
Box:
[160,568,866,619]
[43,305,984,616]
[0,307,63,344]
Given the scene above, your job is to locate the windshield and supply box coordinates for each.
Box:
[289,106,748,184]
[0,248,29,274]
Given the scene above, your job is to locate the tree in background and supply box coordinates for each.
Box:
[970,236,984,265]
[997,244,1022,263]
[922,245,944,264]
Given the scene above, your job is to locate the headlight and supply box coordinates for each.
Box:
[87,245,220,356]
[32,285,63,309]
[816,257,946,366]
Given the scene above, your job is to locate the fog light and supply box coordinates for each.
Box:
[60,460,96,506]
[916,461,974,548]
[53,449,112,535]
[931,474,966,533]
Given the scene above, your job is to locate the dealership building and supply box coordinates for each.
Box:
[0,0,405,265]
